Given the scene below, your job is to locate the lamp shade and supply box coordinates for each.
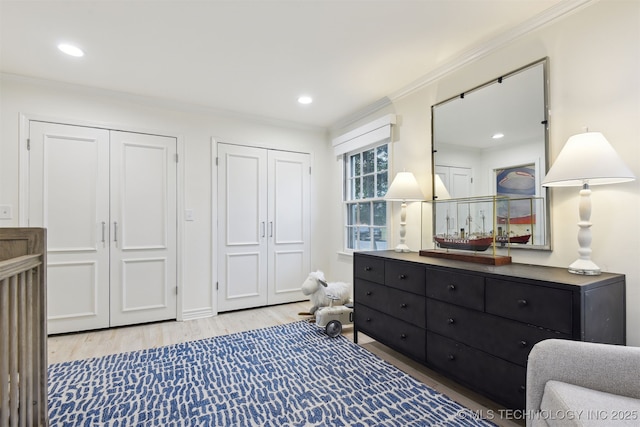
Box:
[385,172,425,201]
[542,132,636,187]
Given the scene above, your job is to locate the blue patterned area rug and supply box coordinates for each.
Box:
[48,321,496,426]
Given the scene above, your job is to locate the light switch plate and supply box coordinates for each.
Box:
[0,205,12,219]
[185,209,194,221]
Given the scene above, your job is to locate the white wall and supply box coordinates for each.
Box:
[329,0,640,345]
[0,75,330,319]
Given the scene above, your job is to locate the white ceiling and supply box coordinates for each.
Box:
[0,0,584,129]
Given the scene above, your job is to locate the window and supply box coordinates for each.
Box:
[344,144,389,251]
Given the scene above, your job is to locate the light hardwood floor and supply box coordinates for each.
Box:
[47,301,523,427]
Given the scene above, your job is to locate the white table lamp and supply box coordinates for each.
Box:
[542,132,635,275]
[385,171,425,252]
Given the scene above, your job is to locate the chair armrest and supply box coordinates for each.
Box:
[526,339,640,415]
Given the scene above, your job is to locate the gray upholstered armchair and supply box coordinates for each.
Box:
[526,339,640,426]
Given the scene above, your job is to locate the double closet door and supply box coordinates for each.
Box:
[28,121,177,334]
[217,143,310,312]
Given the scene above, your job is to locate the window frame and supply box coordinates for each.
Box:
[342,142,390,253]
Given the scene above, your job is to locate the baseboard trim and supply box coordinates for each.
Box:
[181,307,215,321]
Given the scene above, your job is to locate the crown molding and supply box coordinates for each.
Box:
[329,0,594,131]
[388,0,595,102]
[0,72,326,134]
[329,96,393,133]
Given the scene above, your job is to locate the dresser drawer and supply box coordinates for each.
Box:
[427,299,569,366]
[385,260,426,295]
[354,255,385,284]
[426,268,484,311]
[385,286,426,328]
[354,279,389,310]
[486,279,573,334]
[356,279,425,328]
[427,331,526,409]
[356,305,426,362]
[427,299,480,348]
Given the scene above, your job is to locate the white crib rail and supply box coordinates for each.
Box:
[0,248,47,426]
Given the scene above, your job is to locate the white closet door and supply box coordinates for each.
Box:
[28,122,178,334]
[28,121,111,334]
[434,165,472,234]
[109,131,178,327]
[267,150,309,305]
[217,143,268,312]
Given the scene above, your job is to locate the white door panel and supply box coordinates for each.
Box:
[110,131,177,327]
[225,252,263,299]
[267,151,309,305]
[434,165,472,235]
[272,249,305,296]
[47,261,101,319]
[119,257,168,311]
[225,151,265,246]
[28,122,110,333]
[217,144,268,311]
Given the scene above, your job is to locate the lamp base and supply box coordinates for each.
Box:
[394,243,411,253]
[568,258,601,275]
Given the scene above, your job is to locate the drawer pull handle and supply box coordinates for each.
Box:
[364,266,372,271]
[448,284,456,291]
[448,354,455,361]
[399,274,407,280]
[518,299,528,307]
[519,340,528,348]
[366,318,371,322]
[400,303,407,309]
[366,291,372,296]
[400,334,407,340]
[519,385,526,393]
[447,318,455,325]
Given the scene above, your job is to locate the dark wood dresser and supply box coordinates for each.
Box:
[353,250,626,410]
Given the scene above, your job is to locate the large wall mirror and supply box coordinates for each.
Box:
[430,58,550,250]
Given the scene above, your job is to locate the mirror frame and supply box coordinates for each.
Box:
[430,58,551,251]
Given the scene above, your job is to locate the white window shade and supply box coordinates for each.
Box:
[332,114,396,157]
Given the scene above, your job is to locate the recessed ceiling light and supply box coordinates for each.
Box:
[492,133,505,139]
[298,96,313,105]
[58,43,84,57]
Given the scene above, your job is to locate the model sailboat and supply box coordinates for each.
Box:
[434,208,531,252]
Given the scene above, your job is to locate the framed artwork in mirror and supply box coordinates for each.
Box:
[494,163,544,247]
